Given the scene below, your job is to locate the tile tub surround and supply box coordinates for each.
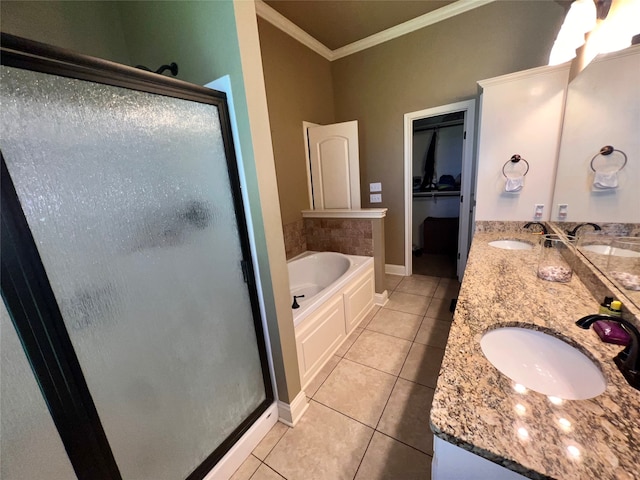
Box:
[304,218,373,256]
[430,232,640,480]
[283,218,307,260]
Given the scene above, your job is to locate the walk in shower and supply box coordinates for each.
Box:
[1,34,273,480]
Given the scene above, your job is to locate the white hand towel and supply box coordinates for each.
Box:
[593,171,618,189]
[505,176,524,192]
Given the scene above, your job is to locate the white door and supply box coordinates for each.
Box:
[307,121,361,209]
[404,100,476,281]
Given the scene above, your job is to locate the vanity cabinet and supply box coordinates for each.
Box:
[433,436,528,480]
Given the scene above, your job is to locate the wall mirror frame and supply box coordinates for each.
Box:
[550,44,640,310]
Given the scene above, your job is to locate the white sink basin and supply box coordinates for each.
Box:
[480,327,606,400]
[582,244,640,257]
[488,240,533,250]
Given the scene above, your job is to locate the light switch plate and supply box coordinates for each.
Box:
[558,204,568,219]
[370,193,382,203]
[534,204,544,219]
[370,182,382,192]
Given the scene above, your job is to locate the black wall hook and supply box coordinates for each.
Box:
[135,62,179,77]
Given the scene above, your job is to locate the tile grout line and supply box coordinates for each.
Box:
[350,423,377,480]
[307,398,378,432]
[374,429,435,458]
[307,356,342,400]
[257,425,290,467]
[373,329,415,432]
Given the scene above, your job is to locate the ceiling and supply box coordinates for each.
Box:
[261,1,573,57]
[263,0,457,50]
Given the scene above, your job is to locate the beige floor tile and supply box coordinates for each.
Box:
[433,278,461,300]
[314,358,396,427]
[386,291,431,316]
[425,296,454,321]
[366,308,422,341]
[250,464,286,480]
[359,305,381,329]
[395,275,439,297]
[344,330,412,375]
[355,432,432,480]
[252,421,289,460]
[305,355,341,398]
[377,378,435,454]
[231,454,261,480]
[399,344,445,388]
[335,327,364,357]
[385,274,403,292]
[264,401,373,480]
[413,317,451,349]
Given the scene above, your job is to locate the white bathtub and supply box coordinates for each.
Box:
[288,251,374,387]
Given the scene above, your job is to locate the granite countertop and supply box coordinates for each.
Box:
[431,231,640,480]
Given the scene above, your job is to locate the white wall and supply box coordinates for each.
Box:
[0,1,131,65]
[475,64,569,221]
[552,47,640,223]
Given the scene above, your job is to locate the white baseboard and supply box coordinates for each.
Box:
[277,390,309,427]
[385,264,407,275]
[203,402,278,480]
[374,290,388,306]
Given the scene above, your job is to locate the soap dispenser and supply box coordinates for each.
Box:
[593,299,630,346]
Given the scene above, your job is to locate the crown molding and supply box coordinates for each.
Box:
[331,0,496,60]
[256,0,496,62]
[255,0,334,60]
[477,62,570,89]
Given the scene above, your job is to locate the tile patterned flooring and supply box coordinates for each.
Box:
[231,274,460,480]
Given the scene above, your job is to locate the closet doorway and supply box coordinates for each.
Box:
[403,100,475,281]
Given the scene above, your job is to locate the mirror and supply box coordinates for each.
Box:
[551,44,640,308]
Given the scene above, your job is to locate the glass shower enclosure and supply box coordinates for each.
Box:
[0,34,273,480]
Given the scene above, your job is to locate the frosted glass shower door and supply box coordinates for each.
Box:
[1,60,271,479]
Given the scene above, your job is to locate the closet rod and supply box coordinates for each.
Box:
[413,120,464,133]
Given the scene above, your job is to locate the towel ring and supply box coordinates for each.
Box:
[502,154,530,178]
[590,145,627,172]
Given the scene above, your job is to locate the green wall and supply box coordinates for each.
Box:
[1,0,131,63]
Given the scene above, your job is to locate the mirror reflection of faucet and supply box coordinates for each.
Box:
[566,222,601,237]
[292,295,305,309]
[523,222,548,235]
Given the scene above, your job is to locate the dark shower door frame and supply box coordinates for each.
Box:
[0,33,274,480]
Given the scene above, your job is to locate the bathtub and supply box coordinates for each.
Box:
[288,251,375,388]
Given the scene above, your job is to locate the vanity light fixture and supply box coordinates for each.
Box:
[547,395,564,405]
[558,417,572,431]
[549,0,640,69]
[567,445,582,458]
[513,383,527,394]
[549,0,597,65]
[516,427,530,441]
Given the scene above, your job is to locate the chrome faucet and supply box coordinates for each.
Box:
[566,223,601,237]
[523,222,548,235]
[576,314,639,391]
